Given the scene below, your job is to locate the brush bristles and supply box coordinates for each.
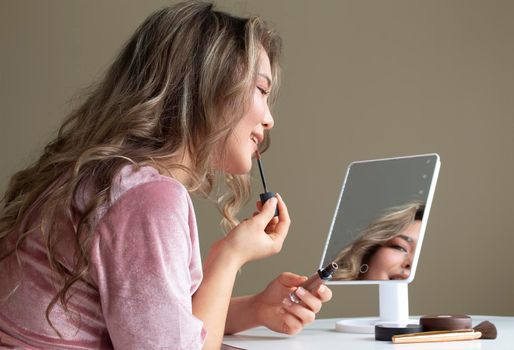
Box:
[474,321,497,340]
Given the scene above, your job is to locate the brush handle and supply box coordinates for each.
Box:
[393,330,482,344]
[260,192,279,217]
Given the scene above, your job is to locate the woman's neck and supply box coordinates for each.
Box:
[160,148,195,188]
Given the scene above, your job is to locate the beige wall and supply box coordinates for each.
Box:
[1,0,513,319]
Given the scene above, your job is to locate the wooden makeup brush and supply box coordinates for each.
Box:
[392,321,498,344]
[392,329,480,344]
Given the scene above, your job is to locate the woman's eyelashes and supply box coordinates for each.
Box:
[257,86,270,96]
[394,245,408,253]
[388,243,408,254]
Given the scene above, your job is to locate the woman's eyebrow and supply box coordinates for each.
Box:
[399,235,415,244]
[258,73,272,89]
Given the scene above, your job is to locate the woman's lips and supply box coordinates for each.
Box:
[250,136,259,158]
[390,270,410,280]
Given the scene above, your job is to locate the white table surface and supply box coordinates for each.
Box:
[222,315,513,350]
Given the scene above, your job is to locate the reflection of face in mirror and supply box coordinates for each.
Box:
[331,202,424,281]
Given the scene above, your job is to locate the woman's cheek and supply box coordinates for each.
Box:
[367,248,403,279]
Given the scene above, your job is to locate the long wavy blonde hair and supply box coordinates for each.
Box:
[332,202,424,280]
[0,0,281,334]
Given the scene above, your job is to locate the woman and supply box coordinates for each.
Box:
[332,202,424,281]
[0,2,332,349]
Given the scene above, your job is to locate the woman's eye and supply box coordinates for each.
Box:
[391,245,408,253]
[257,87,270,96]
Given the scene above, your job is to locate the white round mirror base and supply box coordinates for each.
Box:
[335,284,418,333]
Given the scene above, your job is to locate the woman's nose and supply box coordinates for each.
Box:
[401,259,411,269]
[262,106,274,130]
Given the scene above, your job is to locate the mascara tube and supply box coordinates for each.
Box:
[255,149,278,217]
[289,262,338,303]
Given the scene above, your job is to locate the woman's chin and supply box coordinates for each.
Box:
[224,159,252,175]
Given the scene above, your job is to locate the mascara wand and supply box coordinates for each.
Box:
[255,150,278,217]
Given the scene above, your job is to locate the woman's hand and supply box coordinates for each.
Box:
[222,194,290,266]
[251,272,333,335]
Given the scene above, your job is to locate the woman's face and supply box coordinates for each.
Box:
[363,220,421,280]
[218,48,274,174]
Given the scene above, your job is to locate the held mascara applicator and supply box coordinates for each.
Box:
[255,149,278,217]
[289,262,338,304]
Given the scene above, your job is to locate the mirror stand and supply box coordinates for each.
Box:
[335,284,417,333]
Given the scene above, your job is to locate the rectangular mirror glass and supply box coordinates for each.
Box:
[321,154,440,283]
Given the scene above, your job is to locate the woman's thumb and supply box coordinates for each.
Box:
[279,272,308,287]
[256,197,277,223]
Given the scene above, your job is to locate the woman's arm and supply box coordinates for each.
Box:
[193,195,290,350]
[192,241,241,350]
[224,295,260,334]
[224,273,333,336]
[90,181,209,350]
[223,196,333,336]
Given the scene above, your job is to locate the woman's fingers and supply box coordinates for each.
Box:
[277,308,303,335]
[255,195,286,229]
[253,211,277,227]
[316,284,333,303]
[254,201,279,229]
[253,197,278,227]
[282,295,316,325]
[289,287,322,313]
[267,216,279,227]
[278,272,308,288]
[246,195,289,257]
[273,193,290,235]
[265,194,290,239]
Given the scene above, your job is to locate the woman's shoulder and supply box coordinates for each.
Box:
[110,163,188,204]
[86,164,191,228]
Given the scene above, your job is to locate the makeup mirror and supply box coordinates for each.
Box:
[320,154,440,333]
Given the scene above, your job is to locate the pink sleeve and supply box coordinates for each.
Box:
[89,180,206,350]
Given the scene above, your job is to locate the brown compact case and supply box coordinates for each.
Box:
[420,315,472,331]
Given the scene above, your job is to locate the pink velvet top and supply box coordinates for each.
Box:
[0,165,207,349]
